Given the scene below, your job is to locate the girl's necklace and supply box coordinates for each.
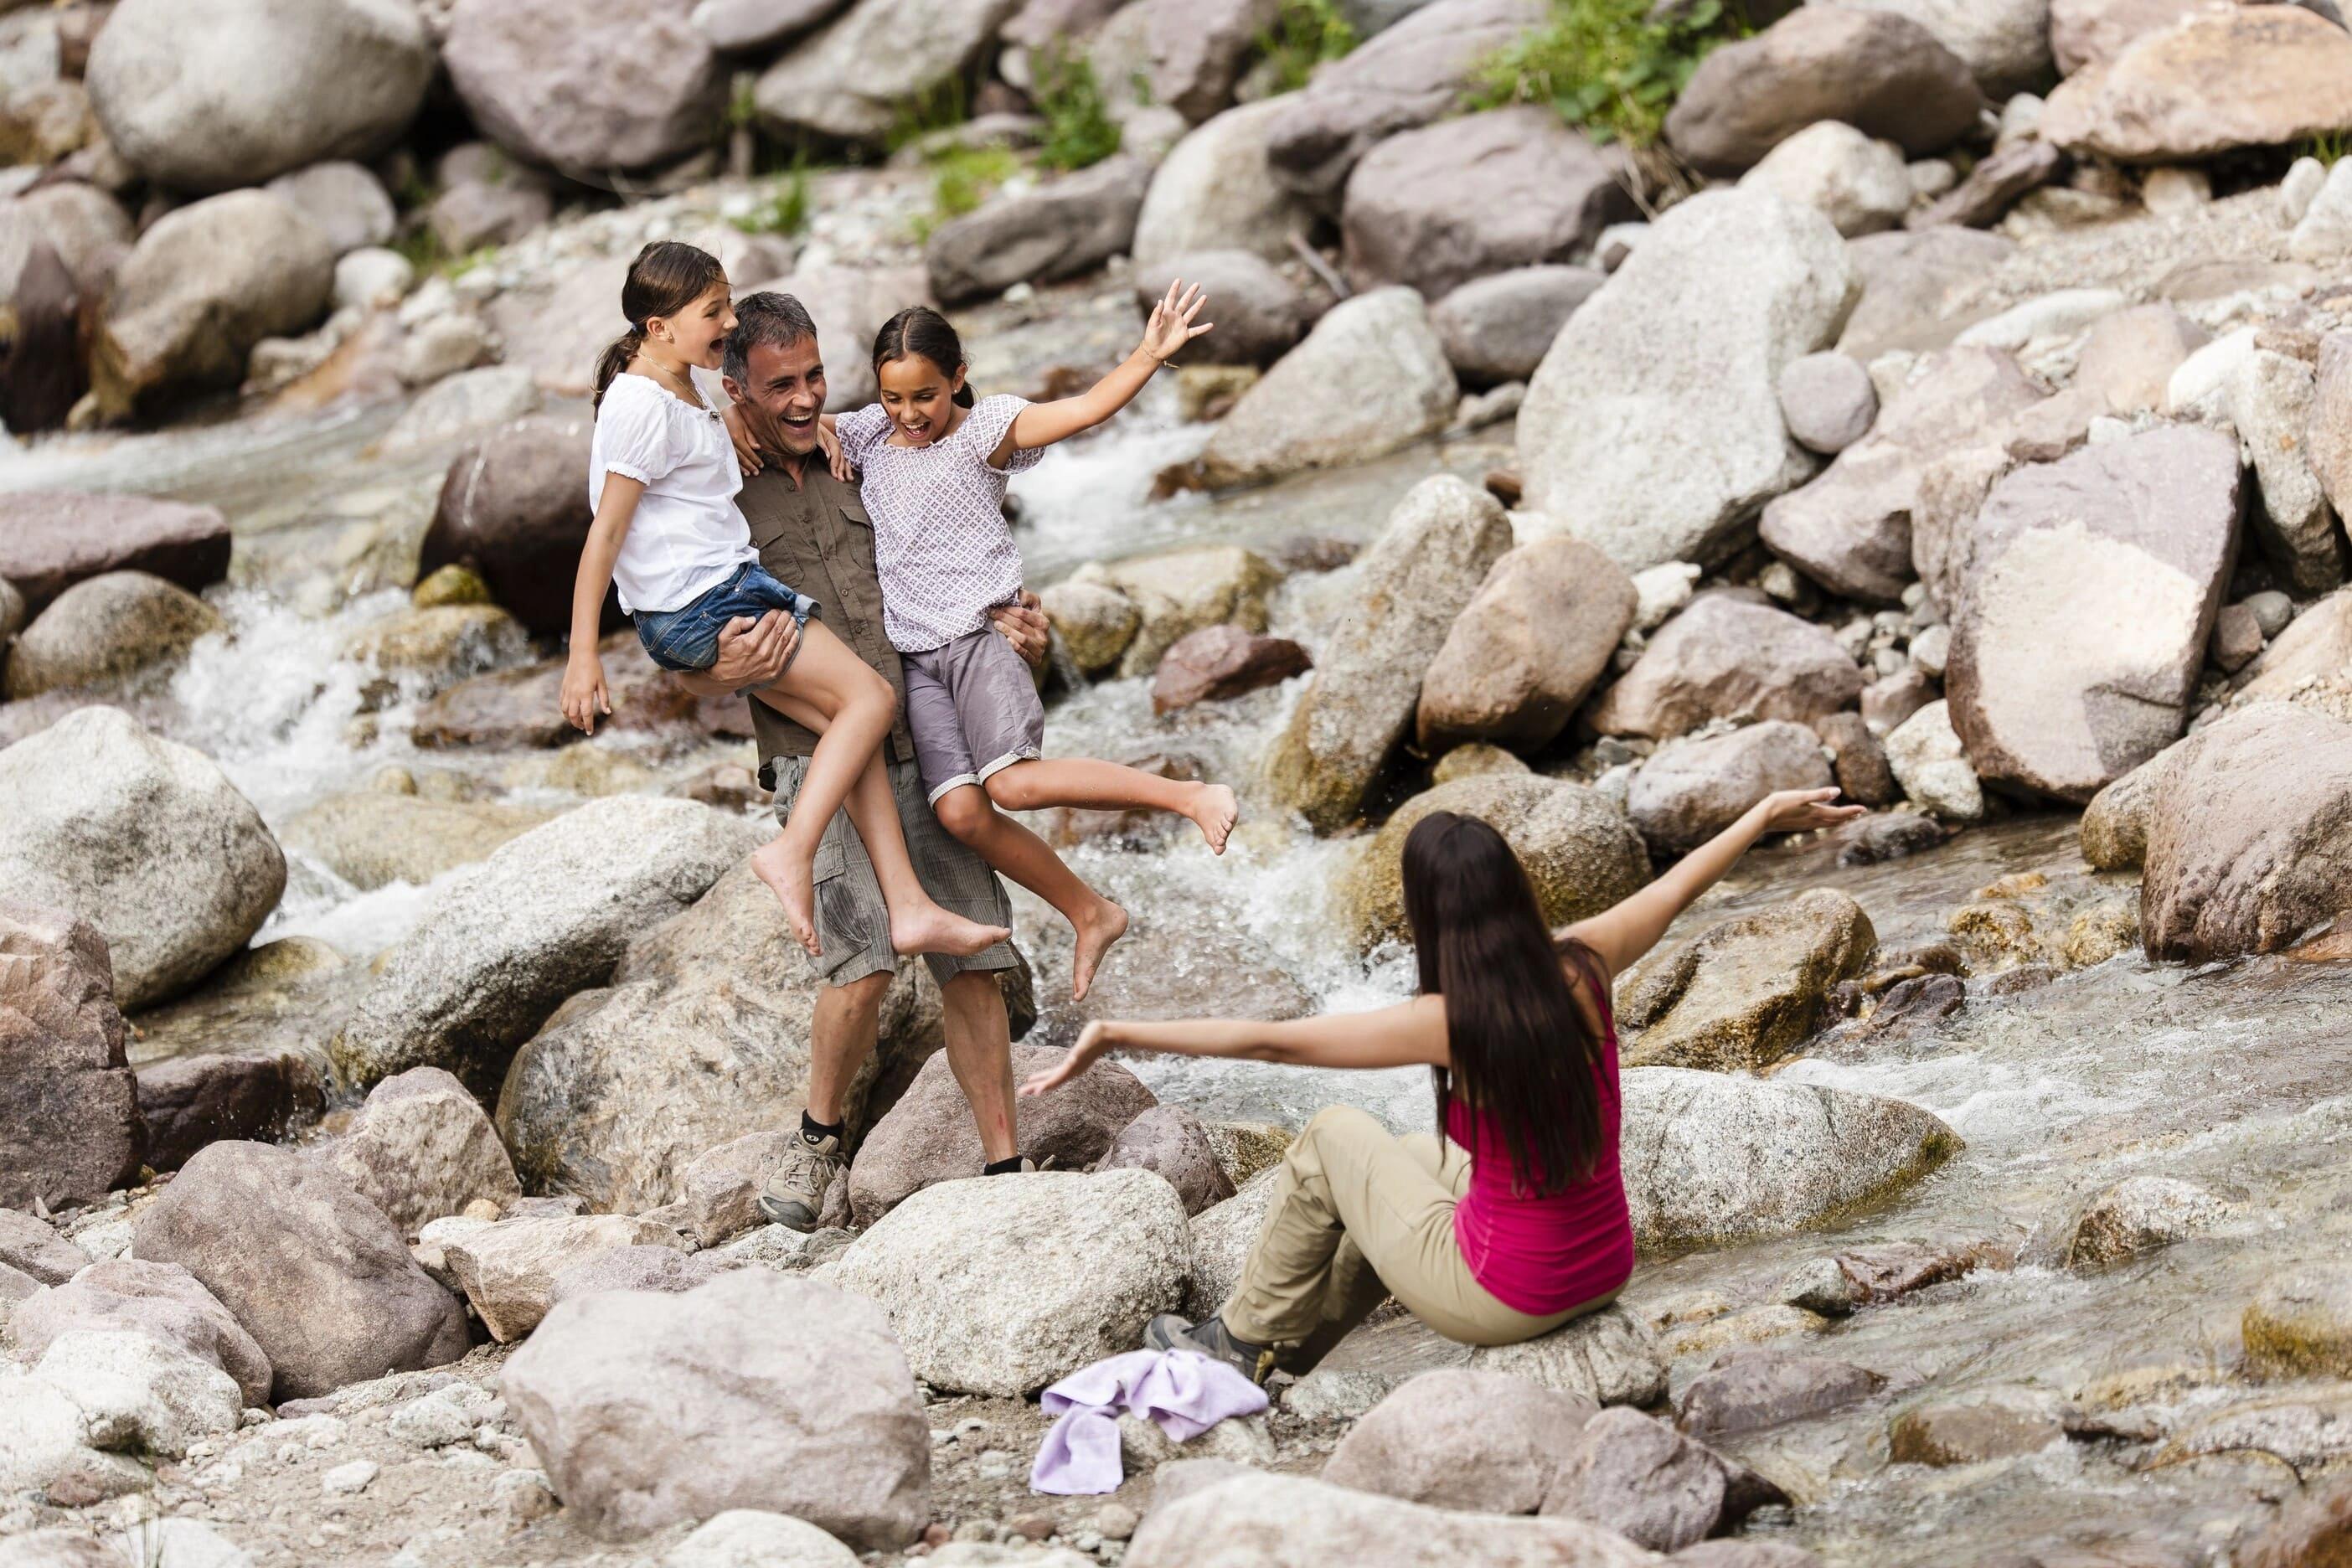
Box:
[637,354,705,411]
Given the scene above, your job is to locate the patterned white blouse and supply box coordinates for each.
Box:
[836,394,1044,654]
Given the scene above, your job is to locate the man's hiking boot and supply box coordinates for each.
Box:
[757,1129,843,1231]
[1144,1313,1279,1386]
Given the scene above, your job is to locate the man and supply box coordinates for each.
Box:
[674,291,1049,1229]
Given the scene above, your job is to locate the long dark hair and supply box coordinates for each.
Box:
[1403,812,1607,1194]
[871,305,976,409]
[593,240,727,411]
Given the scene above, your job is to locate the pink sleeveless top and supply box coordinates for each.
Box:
[1445,986,1634,1317]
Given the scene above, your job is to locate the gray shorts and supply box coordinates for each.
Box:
[768,753,1018,988]
[902,628,1045,807]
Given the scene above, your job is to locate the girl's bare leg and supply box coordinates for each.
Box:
[983,757,1239,855]
[750,623,1008,959]
[934,784,1128,1001]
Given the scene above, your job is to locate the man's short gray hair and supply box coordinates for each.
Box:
[725,291,820,384]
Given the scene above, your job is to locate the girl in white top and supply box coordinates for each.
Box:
[820,288,1235,1002]
[561,241,1007,966]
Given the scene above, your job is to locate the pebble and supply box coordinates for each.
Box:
[1094,1504,1139,1541]
[493,1468,558,1524]
[976,1448,1016,1480]
[322,1460,379,1495]
[1010,1512,1058,1541]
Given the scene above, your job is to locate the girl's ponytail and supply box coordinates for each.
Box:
[592,327,645,411]
[591,240,729,415]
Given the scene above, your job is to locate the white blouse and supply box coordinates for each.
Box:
[590,372,756,615]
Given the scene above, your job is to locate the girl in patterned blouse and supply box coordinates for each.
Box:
[823,286,1235,1001]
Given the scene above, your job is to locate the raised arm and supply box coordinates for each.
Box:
[559,475,645,735]
[996,279,1211,462]
[1019,996,1450,1098]
[1562,787,1864,980]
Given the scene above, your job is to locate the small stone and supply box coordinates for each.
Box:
[1010,1513,1057,1541]
[2140,166,2210,217]
[2211,603,2264,674]
[1909,623,1951,678]
[322,1458,379,1494]
[1777,351,1878,456]
[1094,1504,1138,1541]
[1888,1389,2064,1467]
[2245,1266,2352,1380]
[2282,156,2330,224]
[2245,590,2295,639]
[1884,699,1983,820]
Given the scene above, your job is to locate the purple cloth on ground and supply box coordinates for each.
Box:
[1029,1349,1268,1495]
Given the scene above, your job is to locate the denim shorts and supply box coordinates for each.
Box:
[634,561,820,676]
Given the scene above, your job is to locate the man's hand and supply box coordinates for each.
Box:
[988,591,1050,670]
[708,611,797,691]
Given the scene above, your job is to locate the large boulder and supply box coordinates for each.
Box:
[85,0,433,193]
[0,1211,91,1287]
[2227,348,2343,596]
[1625,722,1838,854]
[418,412,596,637]
[0,1329,245,1493]
[1834,0,2054,98]
[926,156,1153,305]
[1261,0,1549,202]
[1127,1472,1658,1568]
[1759,347,2047,605]
[3,570,223,699]
[1338,108,1636,301]
[0,708,286,1011]
[1098,1105,1236,1217]
[1417,538,1638,752]
[130,1139,468,1400]
[281,791,552,893]
[323,1066,521,1237]
[1517,189,1858,572]
[2140,702,2352,961]
[1145,0,1279,122]
[828,1168,1189,1396]
[90,189,334,420]
[503,1271,929,1547]
[0,903,142,1210]
[1340,773,1652,950]
[2049,0,2205,76]
[445,0,725,172]
[136,1050,323,1172]
[753,0,1024,145]
[1738,120,1913,238]
[1131,251,1308,368]
[1431,266,1605,389]
[1591,595,1865,742]
[2039,7,2352,162]
[1617,889,1876,1071]
[1081,544,1285,678]
[1664,6,1985,175]
[330,797,759,1090]
[1265,477,1512,830]
[1190,287,1457,489]
[446,1214,683,1341]
[1132,99,1320,269]
[0,493,230,616]
[1622,1069,1959,1251]
[1944,425,2241,802]
[12,1258,272,1407]
[1837,227,2018,361]
[847,1043,1157,1225]
[264,162,398,257]
[500,860,936,1215]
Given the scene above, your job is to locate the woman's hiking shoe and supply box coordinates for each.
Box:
[757,1129,843,1231]
[1144,1313,1278,1386]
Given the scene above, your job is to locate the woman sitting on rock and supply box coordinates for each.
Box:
[1019,787,1862,1383]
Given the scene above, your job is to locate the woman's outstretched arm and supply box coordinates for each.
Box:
[1562,787,1864,979]
[1019,997,1450,1097]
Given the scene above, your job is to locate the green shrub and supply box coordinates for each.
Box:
[1033,44,1122,171]
[1469,0,1748,148]
[1259,0,1359,95]
[733,157,812,237]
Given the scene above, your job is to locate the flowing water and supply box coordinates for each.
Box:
[12,377,2352,1565]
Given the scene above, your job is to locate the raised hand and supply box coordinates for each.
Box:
[1018,1020,1112,1097]
[1138,278,1213,364]
[1756,787,1865,834]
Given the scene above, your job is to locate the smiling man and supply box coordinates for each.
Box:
[673,290,1048,1228]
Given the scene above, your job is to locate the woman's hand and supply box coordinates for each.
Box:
[819,418,854,483]
[1137,278,1212,364]
[1019,1020,1116,1098]
[723,403,763,477]
[1754,787,1865,834]
[559,652,611,735]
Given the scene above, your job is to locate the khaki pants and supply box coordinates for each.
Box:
[1221,1106,1618,1371]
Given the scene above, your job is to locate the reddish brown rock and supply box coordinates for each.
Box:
[0,902,143,1209]
[1417,537,1637,753]
[418,413,604,637]
[135,1050,323,1173]
[1150,625,1312,715]
[1814,711,1901,808]
[0,493,231,616]
[413,633,731,750]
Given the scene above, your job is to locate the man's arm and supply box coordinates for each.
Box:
[671,611,799,697]
[988,591,1050,669]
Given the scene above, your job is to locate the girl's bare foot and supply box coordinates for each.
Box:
[891,903,1011,958]
[1187,783,1240,855]
[1071,896,1129,1003]
[750,837,822,957]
